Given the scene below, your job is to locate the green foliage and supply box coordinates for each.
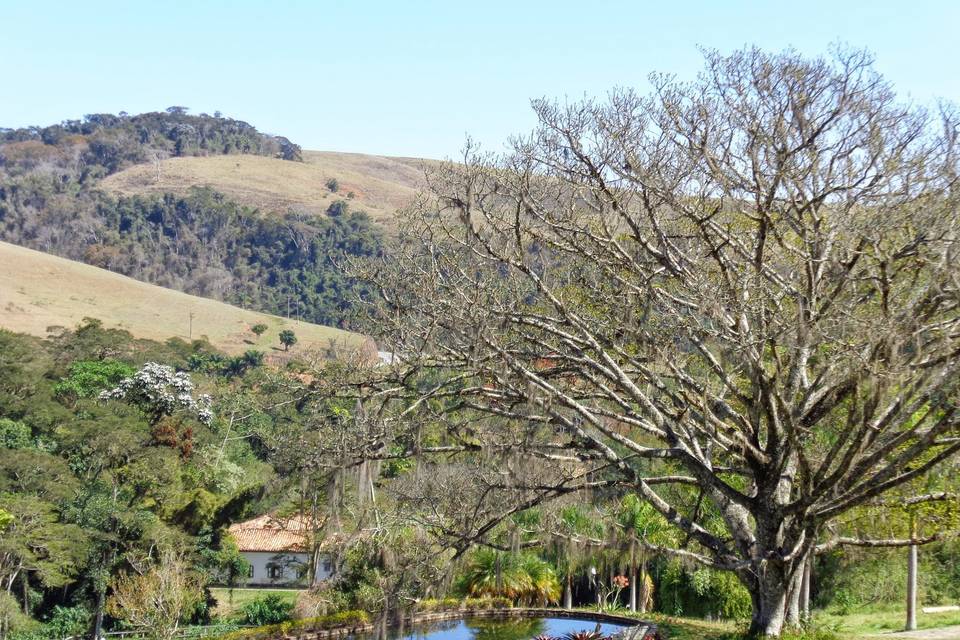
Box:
[278,329,297,351]
[655,559,751,621]
[250,324,268,337]
[39,605,91,639]
[0,419,31,449]
[0,110,300,179]
[456,549,561,606]
[0,185,383,328]
[217,610,369,640]
[415,597,513,612]
[53,359,135,400]
[0,328,270,634]
[325,177,339,192]
[1,108,379,329]
[236,593,294,626]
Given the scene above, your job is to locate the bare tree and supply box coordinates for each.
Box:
[107,549,202,640]
[356,47,960,636]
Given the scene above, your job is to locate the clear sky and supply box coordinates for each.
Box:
[1,0,958,159]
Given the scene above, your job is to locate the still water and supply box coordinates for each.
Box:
[355,616,629,640]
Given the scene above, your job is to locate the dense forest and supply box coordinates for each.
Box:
[3,320,959,640]
[0,110,382,328]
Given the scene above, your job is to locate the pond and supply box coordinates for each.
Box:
[356,616,630,640]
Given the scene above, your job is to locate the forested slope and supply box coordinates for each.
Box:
[0,240,365,356]
[0,110,386,329]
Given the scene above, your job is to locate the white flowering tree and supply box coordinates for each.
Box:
[100,362,213,426]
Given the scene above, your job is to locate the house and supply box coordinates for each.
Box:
[227,514,335,586]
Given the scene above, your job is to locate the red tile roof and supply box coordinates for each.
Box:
[228,514,313,553]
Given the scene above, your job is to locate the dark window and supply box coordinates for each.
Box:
[248,565,254,578]
[268,565,283,579]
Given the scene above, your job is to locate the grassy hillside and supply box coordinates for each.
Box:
[0,241,367,356]
[100,150,431,226]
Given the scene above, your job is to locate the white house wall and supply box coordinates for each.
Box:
[242,551,334,586]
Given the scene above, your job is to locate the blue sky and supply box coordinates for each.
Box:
[1,0,958,158]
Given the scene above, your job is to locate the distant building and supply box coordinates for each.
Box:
[227,515,334,586]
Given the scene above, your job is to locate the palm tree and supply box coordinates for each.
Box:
[547,505,605,609]
[616,494,670,613]
[457,549,561,606]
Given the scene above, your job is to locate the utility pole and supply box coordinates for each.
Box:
[286,295,290,319]
[189,311,194,340]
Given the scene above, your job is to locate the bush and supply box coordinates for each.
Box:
[0,419,32,449]
[326,178,339,192]
[218,610,369,640]
[53,359,135,400]
[236,593,295,626]
[416,597,512,612]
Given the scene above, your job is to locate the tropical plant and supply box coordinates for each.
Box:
[457,550,561,606]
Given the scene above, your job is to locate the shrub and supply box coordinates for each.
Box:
[53,359,135,400]
[326,177,339,192]
[0,419,32,449]
[218,610,369,640]
[236,593,294,626]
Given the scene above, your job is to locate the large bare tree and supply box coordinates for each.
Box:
[356,47,960,636]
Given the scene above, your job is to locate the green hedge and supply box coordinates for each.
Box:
[416,597,513,612]
[217,610,369,640]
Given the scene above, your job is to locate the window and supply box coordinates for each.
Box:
[248,565,254,578]
[268,565,284,579]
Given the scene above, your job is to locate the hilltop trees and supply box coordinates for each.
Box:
[358,47,960,636]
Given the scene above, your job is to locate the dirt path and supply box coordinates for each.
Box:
[868,626,960,639]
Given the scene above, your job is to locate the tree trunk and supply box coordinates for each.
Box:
[20,573,28,615]
[906,543,918,631]
[639,557,648,614]
[628,537,637,613]
[800,555,812,622]
[91,584,105,640]
[563,573,573,610]
[744,562,795,637]
[786,566,803,628]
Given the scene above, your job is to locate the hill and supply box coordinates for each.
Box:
[100,150,431,226]
[0,240,368,357]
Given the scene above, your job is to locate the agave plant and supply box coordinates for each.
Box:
[562,631,608,640]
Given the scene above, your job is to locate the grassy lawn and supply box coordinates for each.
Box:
[640,613,737,640]
[208,587,302,621]
[614,607,960,639]
[814,604,960,637]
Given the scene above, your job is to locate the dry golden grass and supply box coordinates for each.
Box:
[0,241,366,356]
[100,151,434,227]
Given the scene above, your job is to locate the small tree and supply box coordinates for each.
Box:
[279,329,297,352]
[108,549,202,640]
[325,177,339,193]
[251,323,268,338]
[100,362,213,426]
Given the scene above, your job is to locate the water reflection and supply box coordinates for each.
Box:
[356,617,626,640]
